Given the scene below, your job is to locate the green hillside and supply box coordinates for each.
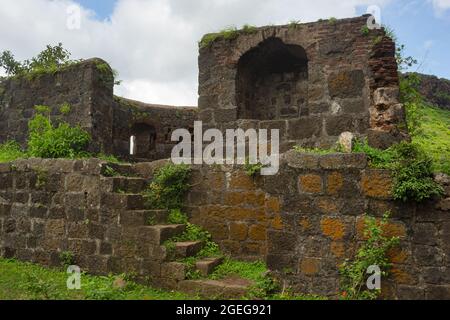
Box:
[413,105,450,175]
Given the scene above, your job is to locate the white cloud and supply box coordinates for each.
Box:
[424,39,434,49]
[430,0,450,15]
[0,0,390,105]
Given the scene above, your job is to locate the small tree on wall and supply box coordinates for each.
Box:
[0,43,75,76]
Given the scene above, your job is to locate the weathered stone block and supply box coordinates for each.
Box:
[299,257,321,276]
[248,224,266,241]
[328,70,365,98]
[361,169,392,198]
[284,150,320,169]
[229,222,248,241]
[319,153,367,169]
[298,174,323,194]
[320,217,346,240]
[287,117,322,140]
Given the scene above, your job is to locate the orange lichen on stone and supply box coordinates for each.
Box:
[300,257,321,275]
[299,174,323,194]
[361,170,392,198]
[316,197,339,213]
[387,247,409,264]
[356,216,406,240]
[227,207,265,221]
[330,241,345,258]
[321,217,345,240]
[229,222,248,241]
[327,172,344,195]
[224,191,265,207]
[229,172,255,190]
[265,196,281,214]
[271,215,284,230]
[248,224,267,241]
[391,267,416,285]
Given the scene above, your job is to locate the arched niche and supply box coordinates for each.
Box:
[236,37,308,120]
[129,123,157,158]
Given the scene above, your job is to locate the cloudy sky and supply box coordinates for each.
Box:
[1,0,449,106]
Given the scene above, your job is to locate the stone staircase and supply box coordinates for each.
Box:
[99,162,253,299]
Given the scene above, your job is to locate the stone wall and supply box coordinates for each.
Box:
[1,156,448,299]
[185,152,450,299]
[112,97,197,161]
[0,59,115,154]
[0,59,197,162]
[198,15,409,150]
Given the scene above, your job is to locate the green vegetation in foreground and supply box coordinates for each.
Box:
[0,141,26,163]
[0,258,192,300]
[412,105,450,175]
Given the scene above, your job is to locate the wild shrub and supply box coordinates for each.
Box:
[144,163,191,209]
[27,106,91,159]
[339,213,399,300]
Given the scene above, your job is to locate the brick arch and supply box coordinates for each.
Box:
[236,37,309,120]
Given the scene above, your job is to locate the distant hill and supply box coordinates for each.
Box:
[405,73,450,111]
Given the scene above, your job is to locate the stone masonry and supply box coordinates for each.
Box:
[1,153,449,299]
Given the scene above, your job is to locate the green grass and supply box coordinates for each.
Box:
[0,141,27,163]
[199,24,258,48]
[0,258,193,300]
[413,105,450,175]
[209,259,267,282]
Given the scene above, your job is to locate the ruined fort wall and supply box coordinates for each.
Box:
[1,156,448,299]
[0,59,115,154]
[0,59,199,161]
[112,97,197,161]
[198,15,408,150]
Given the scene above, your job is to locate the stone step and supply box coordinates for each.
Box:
[101,163,138,177]
[174,241,203,258]
[100,193,145,210]
[110,176,147,193]
[178,277,253,299]
[195,257,224,276]
[119,209,169,226]
[141,224,186,245]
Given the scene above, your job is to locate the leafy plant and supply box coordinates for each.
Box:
[353,140,444,202]
[352,139,396,169]
[288,20,301,29]
[328,17,337,24]
[59,251,75,268]
[102,165,119,177]
[96,62,122,86]
[244,158,268,177]
[59,103,71,115]
[20,271,61,300]
[199,24,258,48]
[27,106,91,159]
[391,142,444,202]
[400,73,425,135]
[144,163,191,210]
[339,213,400,300]
[361,25,370,36]
[247,272,280,299]
[167,209,189,225]
[0,43,76,77]
[0,141,26,163]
